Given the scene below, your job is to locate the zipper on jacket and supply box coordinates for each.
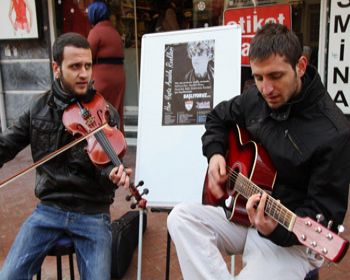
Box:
[284,129,303,155]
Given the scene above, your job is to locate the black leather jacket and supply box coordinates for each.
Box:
[202,66,350,246]
[0,84,120,214]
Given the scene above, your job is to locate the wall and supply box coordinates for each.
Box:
[124,48,139,108]
[0,0,52,127]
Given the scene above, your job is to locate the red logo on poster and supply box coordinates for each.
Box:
[224,5,291,65]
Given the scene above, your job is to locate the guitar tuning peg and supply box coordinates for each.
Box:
[316,214,324,223]
[327,220,333,229]
[338,224,345,235]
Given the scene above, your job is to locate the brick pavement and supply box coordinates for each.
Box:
[0,146,349,279]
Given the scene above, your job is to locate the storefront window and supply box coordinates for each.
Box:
[111,1,226,48]
[55,0,91,38]
[54,1,228,48]
[53,0,321,104]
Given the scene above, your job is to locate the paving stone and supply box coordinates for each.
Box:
[0,147,349,279]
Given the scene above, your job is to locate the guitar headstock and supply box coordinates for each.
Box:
[293,216,349,263]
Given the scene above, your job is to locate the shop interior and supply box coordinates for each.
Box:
[53,0,321,107]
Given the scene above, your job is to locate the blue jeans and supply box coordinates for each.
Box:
[0,203,112,280]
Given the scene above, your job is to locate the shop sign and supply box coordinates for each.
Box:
[327,1,350,114]
[224,4,291,65]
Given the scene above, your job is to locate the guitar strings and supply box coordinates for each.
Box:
[225,165,294,227]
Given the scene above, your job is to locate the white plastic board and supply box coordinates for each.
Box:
[135,25,241,208]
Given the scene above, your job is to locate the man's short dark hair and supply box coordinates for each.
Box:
[52,32,90,66]
[249,23,302,68]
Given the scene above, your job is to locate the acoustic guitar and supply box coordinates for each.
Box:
[202,124,349,263]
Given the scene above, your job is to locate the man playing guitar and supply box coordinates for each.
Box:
[168,23,350,279]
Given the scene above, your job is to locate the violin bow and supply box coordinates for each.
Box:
[0,123,108,190]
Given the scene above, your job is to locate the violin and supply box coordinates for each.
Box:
[62,93,148,209]
[0,93,148,210]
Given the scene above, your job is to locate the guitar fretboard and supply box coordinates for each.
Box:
[227,168,296,231]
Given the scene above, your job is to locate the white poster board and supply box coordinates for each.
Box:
[135,25,241,208]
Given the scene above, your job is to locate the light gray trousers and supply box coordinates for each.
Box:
[167,203,323,280]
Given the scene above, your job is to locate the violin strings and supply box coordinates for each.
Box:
[79,101,122,167]
[94,130,122,166]
[95,129,143,201]
[78,103,142,203]
[225,165,294,227]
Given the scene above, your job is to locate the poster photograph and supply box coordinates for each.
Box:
[0,0,39,40]
[162,40,215,126]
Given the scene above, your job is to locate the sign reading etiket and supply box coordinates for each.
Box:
[327,1,350,114]
[224,4,291,65]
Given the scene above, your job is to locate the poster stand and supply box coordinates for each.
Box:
[137,208,145,280]
[135,25,242,280]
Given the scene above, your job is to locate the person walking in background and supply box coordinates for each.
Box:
[62,0,91,37]
[154,0,180,32]
[87,1,126,134]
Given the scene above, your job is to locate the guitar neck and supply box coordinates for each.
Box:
[233,172,296,231]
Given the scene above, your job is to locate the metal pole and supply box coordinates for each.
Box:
[231,255,235,278]
[137,209,144,280]
[0,65,7,132]
[165,230,171,280]
[133,0,140,92]
[48,0,57,48]
[318,0,329,84]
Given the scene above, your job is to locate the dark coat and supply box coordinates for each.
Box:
[202,66,350,246]
[0,86,120,214]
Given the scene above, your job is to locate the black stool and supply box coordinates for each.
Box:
[37,236,75,280]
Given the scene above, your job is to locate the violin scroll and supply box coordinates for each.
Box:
[126,180,148,209]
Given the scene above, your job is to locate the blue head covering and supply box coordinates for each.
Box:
[88,2,109,25]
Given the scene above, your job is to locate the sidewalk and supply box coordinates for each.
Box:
[0,146,349,279]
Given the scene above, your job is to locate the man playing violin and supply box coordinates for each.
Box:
[0,32,131,279]
[168,23,350,279]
